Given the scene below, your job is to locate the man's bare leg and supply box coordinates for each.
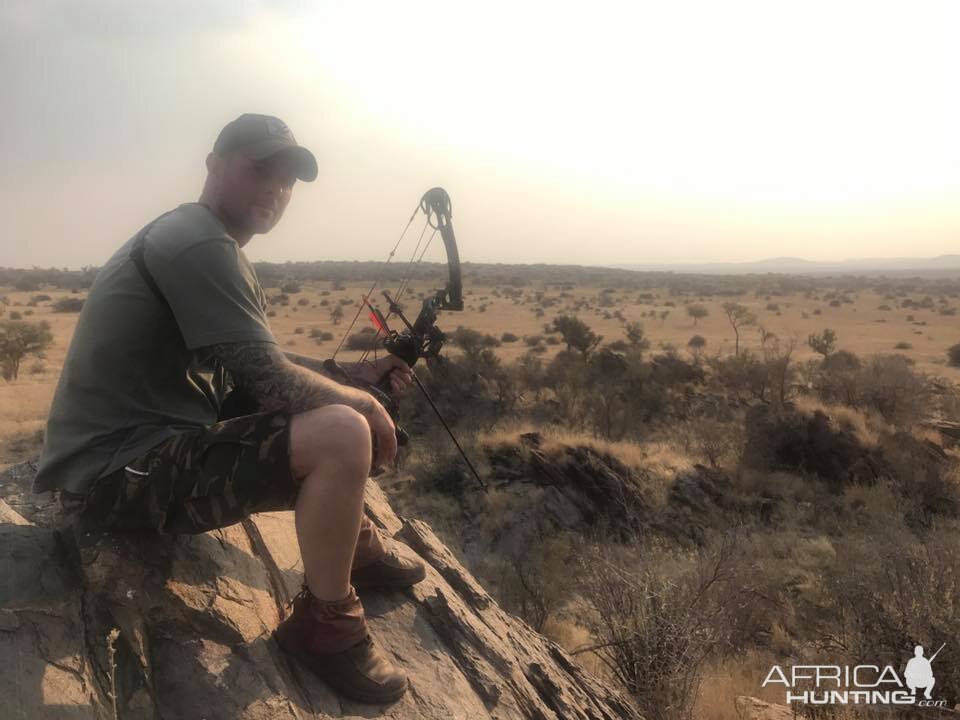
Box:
[277,403,409,704]
[288,404,371,602]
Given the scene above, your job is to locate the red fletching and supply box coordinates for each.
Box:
[368,309,386,333]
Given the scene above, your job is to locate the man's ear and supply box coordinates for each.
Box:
[205,152,222,176]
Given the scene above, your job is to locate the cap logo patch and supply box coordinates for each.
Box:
[266,117,290,137]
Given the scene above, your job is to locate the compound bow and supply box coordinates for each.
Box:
[323,187,486,492]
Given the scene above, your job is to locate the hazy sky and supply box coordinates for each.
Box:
[2,0,958,269]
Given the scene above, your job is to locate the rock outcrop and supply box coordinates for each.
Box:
[0,459,642,720]
[484,432,652,541]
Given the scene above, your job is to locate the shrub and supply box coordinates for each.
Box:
[450,327,500,354]
[947,343,960,367]
[52,297,84,312]
[345,327,383,351]
[858,354,929,426]
[807,328,837,358]
[0,319,53,380]
[14,278,39,292]
[576,539,744,720]
[551,314,602,359]
[894,341,912,350]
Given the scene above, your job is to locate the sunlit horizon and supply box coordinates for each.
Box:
[1,0,958,270]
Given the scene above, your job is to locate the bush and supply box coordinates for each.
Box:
[551,314,602,358]
[500,332,519,343]
[576,539,744,720]
[858,354,930,426]
[807,328,837,358]
[894,341,912,350]
[0,319,53,380]
[52,297,84,312]
[948,344,960,367]
[742,405,871,486]
[345,327,383,351]
[14,278,39,292]
[449,327,500,354]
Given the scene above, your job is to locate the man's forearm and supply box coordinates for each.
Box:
[283,350,331,376]
[284,350,356,378]
[208,342,372,415]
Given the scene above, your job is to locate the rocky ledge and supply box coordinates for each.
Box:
[0,459,642,720]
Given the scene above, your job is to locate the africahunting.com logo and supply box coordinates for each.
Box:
[762,643,948,707]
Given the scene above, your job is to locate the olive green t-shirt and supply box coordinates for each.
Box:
[33,202,275,496]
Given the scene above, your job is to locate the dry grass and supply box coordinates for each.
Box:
[479,424,694,474]
[792,396,887,449]
[694,650,790,720]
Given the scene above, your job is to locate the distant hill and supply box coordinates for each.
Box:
[613,255,960,275]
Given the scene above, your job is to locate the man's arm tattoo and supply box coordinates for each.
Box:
[284,350,358,378]
[283,350,329,375]
[205,342,372,416]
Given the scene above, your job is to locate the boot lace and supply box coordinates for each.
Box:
[285,580,312,613]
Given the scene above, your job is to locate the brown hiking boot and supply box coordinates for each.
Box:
[273,583,408,704]
[351,543,427,591]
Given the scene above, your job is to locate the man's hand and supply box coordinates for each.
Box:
[355,393,398,468]
[350,356,414,394]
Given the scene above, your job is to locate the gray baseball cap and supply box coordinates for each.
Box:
[213,113,318,182]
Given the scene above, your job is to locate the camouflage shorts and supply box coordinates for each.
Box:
[59,411,299,535]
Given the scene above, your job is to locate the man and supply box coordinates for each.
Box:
[34,113,424,704]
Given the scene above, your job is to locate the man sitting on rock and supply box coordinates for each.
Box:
[33,113,425,704]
